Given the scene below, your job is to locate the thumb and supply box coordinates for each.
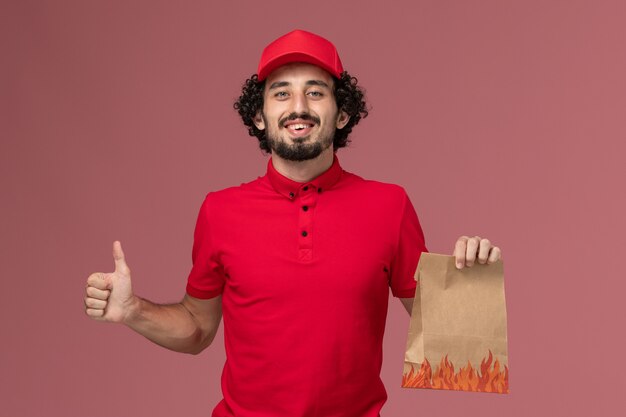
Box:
[112,240,130,274]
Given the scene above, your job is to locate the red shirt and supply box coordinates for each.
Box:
[187,154,428,417]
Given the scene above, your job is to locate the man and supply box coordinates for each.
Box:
[84,30,502,417]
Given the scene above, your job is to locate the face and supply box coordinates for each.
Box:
[253,63,349,161]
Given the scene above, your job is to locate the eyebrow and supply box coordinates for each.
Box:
[268,81,290,90]
[268,80,331,90]
[305,80,330,88]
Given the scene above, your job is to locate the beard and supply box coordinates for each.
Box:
[264,112,335,162]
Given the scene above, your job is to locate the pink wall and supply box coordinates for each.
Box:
[2,0,624,416]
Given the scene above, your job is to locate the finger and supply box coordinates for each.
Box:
[113,241,130,275]
[86,286,110,300]
[477,239,491,264]
[85,297,107,309]
[85,308,105,318]
[487,246,501,264]
[453,236,469,269]
[465,236,480,267]
[87,273,111,290]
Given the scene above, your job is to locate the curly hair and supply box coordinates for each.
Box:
[233,71,369,153]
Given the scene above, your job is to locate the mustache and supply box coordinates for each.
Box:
[279,113,320,126]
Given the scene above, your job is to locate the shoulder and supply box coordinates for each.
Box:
[199,176,267,211]
[340,170,408,202]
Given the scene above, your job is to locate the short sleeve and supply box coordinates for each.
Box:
[186,194,226,299]
[389,189,429,298]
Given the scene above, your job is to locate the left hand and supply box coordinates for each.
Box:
[453,236,501,269]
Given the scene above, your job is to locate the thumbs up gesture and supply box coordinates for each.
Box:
[84,241,137,323]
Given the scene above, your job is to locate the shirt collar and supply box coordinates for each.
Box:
[266,153,343,200]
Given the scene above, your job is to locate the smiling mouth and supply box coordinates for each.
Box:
[283,121,315,137]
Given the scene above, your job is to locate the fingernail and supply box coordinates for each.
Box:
[456,262,463,269]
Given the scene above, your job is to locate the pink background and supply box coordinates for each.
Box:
[2,0,624,416]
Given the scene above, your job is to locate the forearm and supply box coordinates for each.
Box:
[123,296,210,354]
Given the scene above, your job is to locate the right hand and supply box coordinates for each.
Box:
[84,241,136,323]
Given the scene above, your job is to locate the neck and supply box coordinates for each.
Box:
[270,147,334,182]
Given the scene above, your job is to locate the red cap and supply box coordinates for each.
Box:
[257,30,344,81]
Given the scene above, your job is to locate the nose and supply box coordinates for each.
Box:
[291,91,309,114]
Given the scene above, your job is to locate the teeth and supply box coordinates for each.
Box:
[287,123,312,130]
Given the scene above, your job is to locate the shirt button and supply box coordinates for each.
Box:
[318,188,322,193]
[301,230,308,237]
[289,192,295,198]
[303,186,309,191]
[302,205,308,211]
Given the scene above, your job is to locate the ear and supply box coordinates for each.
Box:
[253,111,265,130]
[336,110,350,130]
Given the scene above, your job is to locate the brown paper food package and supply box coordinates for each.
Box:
[401,253,509,394]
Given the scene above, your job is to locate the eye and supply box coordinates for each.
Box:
[307,91,323,97]
[274,91,289,99]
